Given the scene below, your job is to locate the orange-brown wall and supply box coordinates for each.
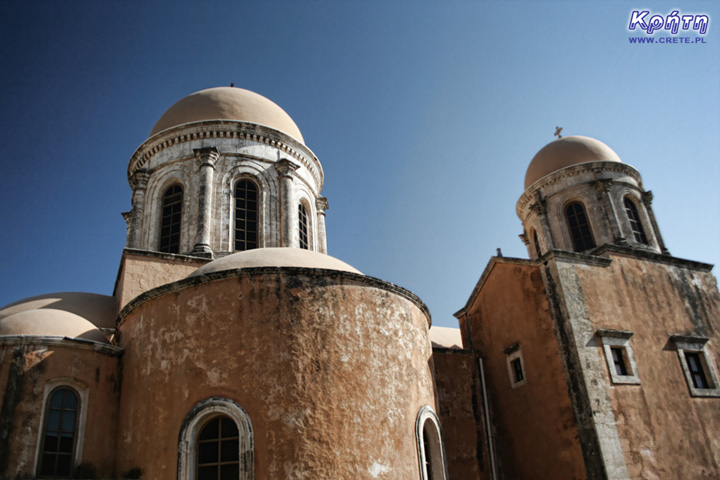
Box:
[432,348,487,479]
[115,270,435,479]
[0,342,120,478]
[460,260,587,479]
[575,253,720,479]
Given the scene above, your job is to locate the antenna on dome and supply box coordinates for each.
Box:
[554,126,563,139]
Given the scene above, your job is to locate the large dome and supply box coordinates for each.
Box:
[188,248,361,278]
[0,309,110,344]
[150,87,304,143]
[524,136,622,189]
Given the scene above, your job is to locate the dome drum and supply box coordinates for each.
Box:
[115,267,434,477]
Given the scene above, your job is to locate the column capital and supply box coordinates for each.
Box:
[592,179,612,194]
[519,232,529,246]
[194,146,219,168]
[131,169,150,189]
[315,197,329,213]
[641,190,654,205]
[274,158,299,178]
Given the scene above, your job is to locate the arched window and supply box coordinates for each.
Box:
[415,406,448,480]
[298,203,309,250]
[159,184,183,254]
[197,416,240,480]
[532,229,542,258]
[565,202,596,252]
[178,398,254,480]
[234,180,258,251]
[37,388,80,477]
[623,197,648,244]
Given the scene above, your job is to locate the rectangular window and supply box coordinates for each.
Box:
[671,335,720,398]
[597,329,640,385]
[504,344,527,388]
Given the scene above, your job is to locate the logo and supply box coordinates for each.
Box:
[628,10,709,44]
[629,10,709,35]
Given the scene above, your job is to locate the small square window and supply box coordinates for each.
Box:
[504,343,527,388]
[597,329,640,385]
[671,335,720,398]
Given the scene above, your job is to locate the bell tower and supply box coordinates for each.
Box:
[124,87,328,259]
[516,135,668,259]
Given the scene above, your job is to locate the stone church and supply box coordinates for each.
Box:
[0,87,718,479]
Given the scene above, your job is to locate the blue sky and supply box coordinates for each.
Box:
[0,1,718,328]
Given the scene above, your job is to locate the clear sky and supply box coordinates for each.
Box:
[0,1,718,328]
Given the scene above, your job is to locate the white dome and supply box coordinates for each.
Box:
[0,309,110,344]
[188,248,361,278]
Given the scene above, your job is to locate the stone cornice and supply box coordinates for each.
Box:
[517,162,642,218]
[128,121,323,191]
[118,267,432,328]
[0,335,123,356]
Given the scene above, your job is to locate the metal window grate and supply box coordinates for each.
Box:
[298,203,309,250]
[234,180,258,251]
[39,388,78,477]
[566,202,596,252]
[159,185,183,253]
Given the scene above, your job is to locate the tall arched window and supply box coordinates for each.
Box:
[565,202,596,252]
[178,398,254,480]
[298,203,309,250]
[197,416,240,480]
[159,184,183,254]
[234,180,258,251]
[415,406,448,480]
[38,388,79,477]
[623,197,648,244]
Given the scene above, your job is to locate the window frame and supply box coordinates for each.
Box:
[565,201,596,252]
[159,183,184,254]
[597,329,641,385]
[233,178,260,252]
[178,398,254,480]
[671,335,720,398]
[415,406,448,480]
[298,202,310,250]
[623,196,649,245]
[34,380,89,479]
[504,343,528,388]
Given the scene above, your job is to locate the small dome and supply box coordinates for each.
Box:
[150,87,304,143]
[0,309,110,344]
[524,136,622,189]
[188,248,362,278]
[0,292,118,329]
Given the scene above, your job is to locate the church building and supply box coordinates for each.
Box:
[0,87,718,479]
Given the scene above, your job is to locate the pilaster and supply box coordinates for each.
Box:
[316,197,329,254]
[192,147,219,257]
[128,169,150,249]
[274,159,299,248]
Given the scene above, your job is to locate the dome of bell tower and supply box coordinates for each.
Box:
[149,86,304,143]
[524,135,622,189]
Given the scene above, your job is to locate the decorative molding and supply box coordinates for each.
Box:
[128,121,323,191]
[0,335,123,356]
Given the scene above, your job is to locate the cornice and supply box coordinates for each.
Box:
[128,121,323,191]
[0,335,123,356]
[517,161,643,218]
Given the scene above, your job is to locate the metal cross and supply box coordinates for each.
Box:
[554,126,563,139]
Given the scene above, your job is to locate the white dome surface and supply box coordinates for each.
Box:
[0,292,118,329]
[525,135,622,189]
[150,87,304,143]
[0,309,110,344]
[189,248,362,278]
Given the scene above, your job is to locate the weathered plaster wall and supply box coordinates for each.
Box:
[432,348,487,479]
[461,260,587,479]
[114,250,208,308]
[115,269,434,479]
[576,253,720,479]
[0,342,120,478]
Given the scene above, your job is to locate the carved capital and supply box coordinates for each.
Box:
[131,169,150,190]
[529,201,546,215]
[121,211,132,226]
[593,179,612,195]
[316,197,329,213]
[274,158,299,178]
[194,146,219,168]
[641,190,654,205]
[519,232,529,246]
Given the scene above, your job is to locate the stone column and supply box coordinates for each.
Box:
[530,191,555,252]
[641,190,669,254]
[128,169,150,249]
[593,180,626,245]
[315,197,329,254]
[192,147,219,257]
[274,159,299,248]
